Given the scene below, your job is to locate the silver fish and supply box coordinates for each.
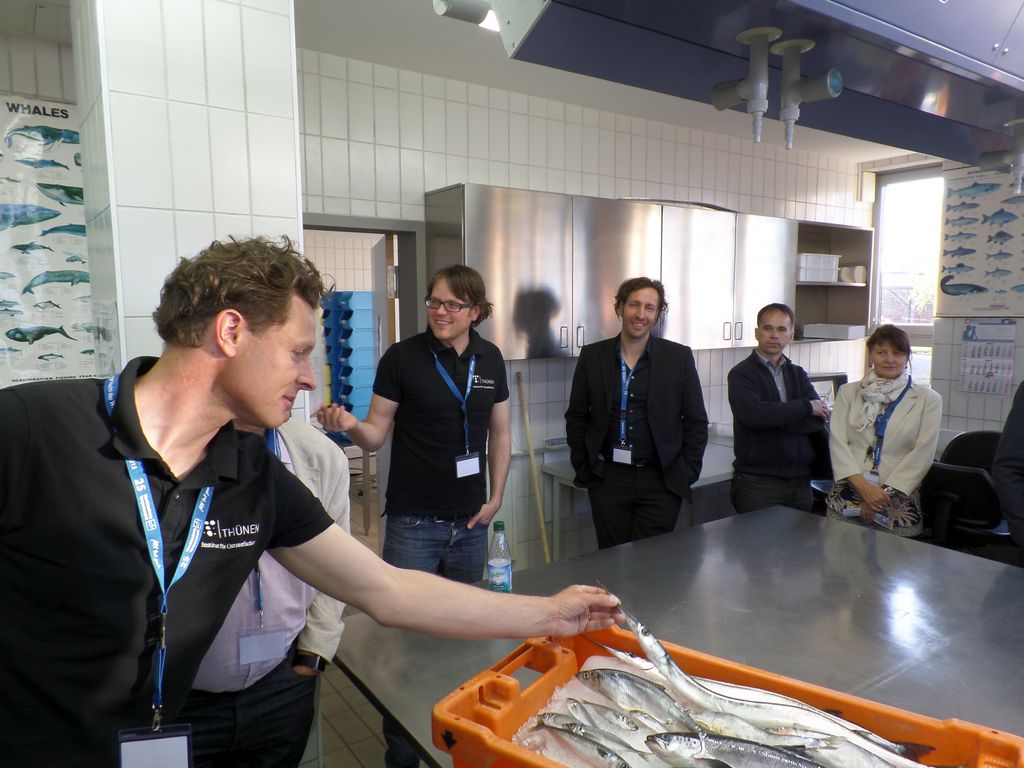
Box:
[537,723,633,768]
[689,710,837,749]
[621,608,923,768]
[576,668,701,732]
[0,300,19,308]
[647,732,821,768]
[945,215,979,227]
[988,230,1014,244]
[941,263,974,275]
[0,308,24,317]
[945,201,980,213]
[942,247,975,258]
[65,255,86,263]
[986,268,1011,279]
[986,251,1013,260]
[535,712,646,757]
[567,697,642,732]
[944,232,976,241]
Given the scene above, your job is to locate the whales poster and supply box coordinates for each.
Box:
[938,165,1024,317]
[0,95,94,387]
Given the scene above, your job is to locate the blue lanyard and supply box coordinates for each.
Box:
[432,350,476,455]
[618,356,636,446]
[252,429,282,626]
[102,375,215,730]
[871,379,912,471]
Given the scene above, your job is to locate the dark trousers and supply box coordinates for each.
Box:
[177,655,317,768]
[730,472,813,514]
[587,463,685,549]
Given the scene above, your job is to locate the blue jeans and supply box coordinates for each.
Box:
[382,513,489,582]
[177,655,317,768]
[382,513,488,768]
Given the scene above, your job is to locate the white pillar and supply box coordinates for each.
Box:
[71,0,303,370]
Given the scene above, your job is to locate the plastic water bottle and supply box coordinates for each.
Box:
[487,521,512,592]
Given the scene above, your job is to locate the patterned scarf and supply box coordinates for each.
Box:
[856,369,910,432]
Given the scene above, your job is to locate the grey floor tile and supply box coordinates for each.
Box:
[326,707,375,744]
[348,734,388,768]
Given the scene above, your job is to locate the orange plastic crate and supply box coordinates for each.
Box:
[432,626,1024,768]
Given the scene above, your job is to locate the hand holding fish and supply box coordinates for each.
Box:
[547,585,624,635]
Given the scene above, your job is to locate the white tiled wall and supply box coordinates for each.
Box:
[930,316,1019,433]
[296,49,874,229]
[293,46,878,568]
[303,229,378,290]
[72,0,304,371]
[0,35,75,101]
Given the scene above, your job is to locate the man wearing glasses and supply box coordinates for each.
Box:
[318,264,510,768]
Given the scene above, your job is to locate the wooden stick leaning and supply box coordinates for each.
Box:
[516,371,552,564]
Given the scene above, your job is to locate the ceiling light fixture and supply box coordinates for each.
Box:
[433,0,491,25]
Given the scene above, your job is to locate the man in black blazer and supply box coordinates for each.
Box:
[565,277,709,548]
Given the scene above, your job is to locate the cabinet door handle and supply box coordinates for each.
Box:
[559,326,569,349]
[576,326,585,348]
[723,322,731,341]
[734,321,743,340]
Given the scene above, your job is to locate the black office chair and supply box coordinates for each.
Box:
[921,431,1011,548]
[939,430,1001,470]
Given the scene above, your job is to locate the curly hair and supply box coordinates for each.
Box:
[153,236,325,347]
[614,276,668,316]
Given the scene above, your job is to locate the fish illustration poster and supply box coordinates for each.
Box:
[0,95,94,387]
[938,165,1024,316]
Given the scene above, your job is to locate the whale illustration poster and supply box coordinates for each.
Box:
[0,95,94,387]
[937,165,1024,317]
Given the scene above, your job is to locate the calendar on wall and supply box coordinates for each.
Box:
[958,317,1016,395]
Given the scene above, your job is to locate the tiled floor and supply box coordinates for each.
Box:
[319,454,393,768]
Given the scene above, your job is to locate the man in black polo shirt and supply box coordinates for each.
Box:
[565,276,708,549]
[0,240,619,768]
[318,264,510,768]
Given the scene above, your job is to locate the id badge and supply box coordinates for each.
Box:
[612,446,633,465]
[862,470,881,486]
[238,629,287,665]
[119,724,192,768]
[456,451,481,478]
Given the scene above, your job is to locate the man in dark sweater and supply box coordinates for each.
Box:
[727,303,830,513]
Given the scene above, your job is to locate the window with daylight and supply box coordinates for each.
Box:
[873,167,943,385]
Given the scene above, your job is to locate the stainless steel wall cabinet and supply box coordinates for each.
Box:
[425,184,573,360]
[570,196,662,351]
[426,184,796,357]
[661,206,797,349]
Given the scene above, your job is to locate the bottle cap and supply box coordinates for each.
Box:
[493,520,505,531]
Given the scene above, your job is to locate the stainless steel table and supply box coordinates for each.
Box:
[334,508,1024,767]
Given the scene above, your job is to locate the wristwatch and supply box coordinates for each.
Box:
[882,485,897,497]
[294,652,328,672]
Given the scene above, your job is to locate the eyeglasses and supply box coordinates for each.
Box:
[425,298,474,313]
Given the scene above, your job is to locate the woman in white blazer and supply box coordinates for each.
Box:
[827,325,942,537]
